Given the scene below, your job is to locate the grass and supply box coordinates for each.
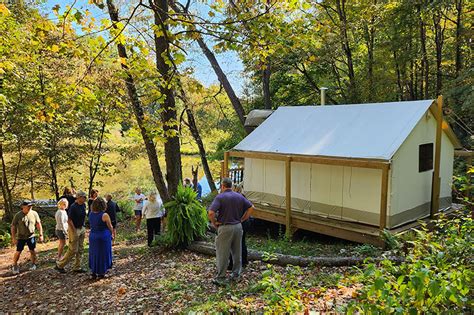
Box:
[245,224,382,258]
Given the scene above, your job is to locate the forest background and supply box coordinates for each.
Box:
[0,0,472,220]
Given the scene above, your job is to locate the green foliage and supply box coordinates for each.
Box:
[0,221,11,248]
[163,185,208,248]
[453,166,474,206]
[116,200,134,222]
[348,210,474,313]
[381,229,401,250]
[247,233,382,258]
[255,264,305,313]
[308,272,343,288]
[353,244,379,257]
[209,126,246,161]
[200,190,218,209]
[41,216,57,240]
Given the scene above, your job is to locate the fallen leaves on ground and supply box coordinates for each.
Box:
[0,223,361,312]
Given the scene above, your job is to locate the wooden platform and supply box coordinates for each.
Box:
[252,203,384,246]
[251,203,459,247]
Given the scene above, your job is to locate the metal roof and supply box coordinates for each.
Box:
[234,100,451,160]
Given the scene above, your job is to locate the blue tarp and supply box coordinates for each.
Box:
[198,176,212,197]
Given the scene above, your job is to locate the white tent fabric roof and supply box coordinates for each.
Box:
[234,100,435,160]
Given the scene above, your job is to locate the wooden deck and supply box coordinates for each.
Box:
[251,203,460,247]
[252,203,384,246]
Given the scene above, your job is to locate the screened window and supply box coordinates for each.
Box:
[419,143,433,172]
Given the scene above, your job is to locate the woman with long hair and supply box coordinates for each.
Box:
[88,197,113,279]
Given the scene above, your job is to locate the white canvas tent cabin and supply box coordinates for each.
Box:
[223,97,462,246]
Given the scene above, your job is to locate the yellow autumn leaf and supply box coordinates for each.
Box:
[51,44,60,53]
[82,87,91,95]
[0,4,10,15]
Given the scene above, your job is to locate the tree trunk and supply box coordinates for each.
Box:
[186,106,217,192]
[169,1,246,127]
[150,0,182,198]
[0,144,14,220]
[48,154,59,200]
[363,1,376,101]
[178,86,217,193]
[295,64,338,105]
[262,61,271,109]
[87,117,107,198]
[30,168,35,200]
[106,0,170,202]
[186,108,217,193]
[418,3,429,98]
[196,38,246,126]
[188,241,405,267]
[335,0,357,102]
[455,0,463,75]
[433,11,444,96]
[408,27,416,100]
[393,49,404,100]
[39,68,59,200]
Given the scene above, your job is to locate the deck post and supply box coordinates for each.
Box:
[431,95,443,218]
[223,151,230,179]
[379,164,390,230]
[285,156,292,238]
[219,160,225,182]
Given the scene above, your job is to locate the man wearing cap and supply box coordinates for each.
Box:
[208,178,254,285]
[55,190,87,273]
[11,200,43,274]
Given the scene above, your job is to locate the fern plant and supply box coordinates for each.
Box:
[163,185,208,248]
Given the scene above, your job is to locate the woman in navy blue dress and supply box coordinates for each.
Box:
[89,197,113,279]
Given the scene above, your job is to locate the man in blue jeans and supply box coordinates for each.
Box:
[208,178,254,286]
[11,200,44,274]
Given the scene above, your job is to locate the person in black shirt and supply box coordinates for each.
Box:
[105,194,119,242]
[58,187,76,211]
[88,189,99,214]
[55,190,87,273]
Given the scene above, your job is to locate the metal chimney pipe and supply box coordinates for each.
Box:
[320,87,328,106]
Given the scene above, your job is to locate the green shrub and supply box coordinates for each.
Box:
[163,185,208,248]
[348,209,473,314]
[0,221,11,248]
[255,264,306,313]
[117,199,134,222]
[200,190,218,209]
[41,216,57,240]
[354,244,379,256]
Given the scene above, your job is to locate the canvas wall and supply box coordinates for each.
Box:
[389,110,454,228]
[244,158,383,226]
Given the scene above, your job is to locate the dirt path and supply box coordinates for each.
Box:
[0,226,358,312]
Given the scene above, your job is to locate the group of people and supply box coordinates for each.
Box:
[11,177,254,286]
[10,188,120,279]
[53,189,116,279]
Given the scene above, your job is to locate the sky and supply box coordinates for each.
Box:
[40,0,246,96]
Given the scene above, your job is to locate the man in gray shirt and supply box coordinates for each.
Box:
[208,178,253,285]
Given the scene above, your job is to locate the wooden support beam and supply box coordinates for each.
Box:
[454,150,474,158]
[223,151,230,179]
[431,95,443,217]
[285,157,292,238]
[219,160,225,181]
[379,165,390,230]
[228,150,389,169]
